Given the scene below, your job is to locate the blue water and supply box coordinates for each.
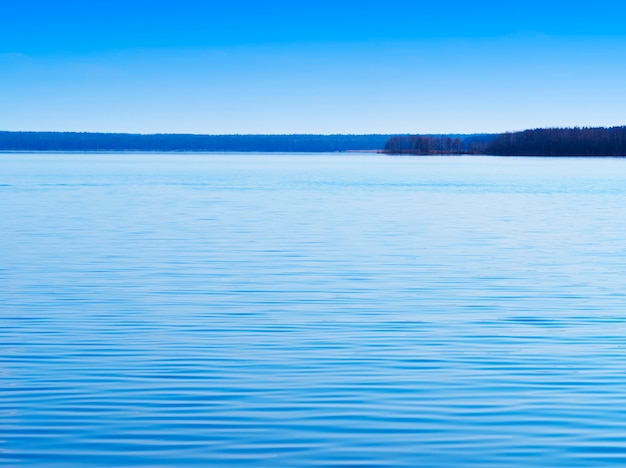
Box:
[2,152,626,466]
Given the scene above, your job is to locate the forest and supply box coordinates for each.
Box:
[384,127,626,156]
[0,131,495,153]
[483,126,626,156]
[383,134,494,154]
[0,132,394,152]
[2,127,626,156]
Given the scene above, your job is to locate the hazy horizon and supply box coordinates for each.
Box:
[2,1,626,134]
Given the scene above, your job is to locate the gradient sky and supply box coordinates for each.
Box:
[2,0,626,134]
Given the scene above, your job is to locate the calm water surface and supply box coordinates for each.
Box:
[2,153,626,466]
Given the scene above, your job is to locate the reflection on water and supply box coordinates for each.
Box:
[3,153,626,466]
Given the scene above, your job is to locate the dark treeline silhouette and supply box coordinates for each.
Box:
[484,126,626,156]
[384,127,626,156]
[384,135,463,154]
[5,128,626,156]
[384,134,496,154]
[0,132,395,152]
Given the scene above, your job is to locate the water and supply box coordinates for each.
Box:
[2,152,626,466]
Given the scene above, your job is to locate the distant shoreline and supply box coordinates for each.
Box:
[384,127,626,157]
[2,127,626,156]
[0,132,398,153]
[0,131,493,153]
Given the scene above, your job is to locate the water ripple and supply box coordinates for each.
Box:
[3,153,626,466]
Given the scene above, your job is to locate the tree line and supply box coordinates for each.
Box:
[384,127,626,156]
[484,126,626,156]
[3,127,626,155]
[384,135,463,154]
[383,134,496,154]
[0,132,395,152]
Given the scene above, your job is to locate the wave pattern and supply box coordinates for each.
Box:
[3,153,626,466]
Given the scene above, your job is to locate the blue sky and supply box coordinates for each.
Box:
[2,1,626,134]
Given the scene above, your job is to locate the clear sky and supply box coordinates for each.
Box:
[2,0,626,134]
